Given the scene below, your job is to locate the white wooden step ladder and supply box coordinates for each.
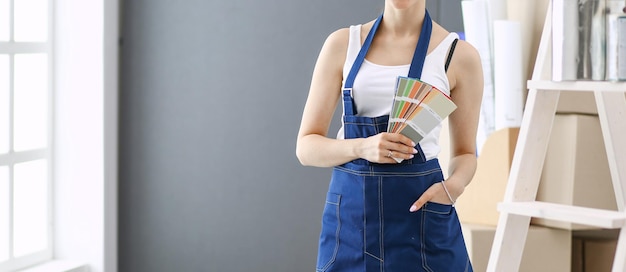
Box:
[486,3,626,272]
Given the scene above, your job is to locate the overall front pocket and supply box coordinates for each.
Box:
[421,202,467,272]
[316,192,342,272]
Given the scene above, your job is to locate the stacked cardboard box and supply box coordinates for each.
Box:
[450,0,622,269]
[455,114,616,227]
[572,239,618,272]
[557,92,598,115]
[455,127,518,225]
[454,113,616,270]
[455,127,572,270]
[533,114,618,229]
[556,91,626,115]
[462,223,571,272]
[571,230,620,272]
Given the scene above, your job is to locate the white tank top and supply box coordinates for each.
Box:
[337,24,459,161]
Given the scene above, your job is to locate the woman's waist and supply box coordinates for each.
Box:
[334,158,442,177]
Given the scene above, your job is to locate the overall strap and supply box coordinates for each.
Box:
[445,38,459,72]
[342,11,433,116]
[342,14,383,116]
[407,11,433,79]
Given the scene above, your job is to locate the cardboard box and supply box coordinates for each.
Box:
[571,236,618,272]
[556,92,626,115]
[557,92,598,115]
[573,229,621,240]
[462,223,571,272]
[533,114,617,229]
[585,239,618,271]
[455,128,519,226]
[572,238,583,272]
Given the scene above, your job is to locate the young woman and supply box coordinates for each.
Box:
[296,0,483,271]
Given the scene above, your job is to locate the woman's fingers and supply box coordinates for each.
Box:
[360,133,418,163]
[381,133,418,155]
[382,149,414,162]
[409,189,432,212]
[386,142,418,155]
[409,182,453,212]
[382,133,416,149]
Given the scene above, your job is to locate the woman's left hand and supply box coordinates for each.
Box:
[409,181,458,212]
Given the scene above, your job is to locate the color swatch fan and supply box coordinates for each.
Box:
[388,76,457,145]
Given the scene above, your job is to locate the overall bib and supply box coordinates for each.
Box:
[316,12,472,272]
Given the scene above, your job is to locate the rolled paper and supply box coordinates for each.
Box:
[462,0,496,154]
[494,20,524,130]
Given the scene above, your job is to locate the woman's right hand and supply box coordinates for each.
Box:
[357,133,418,163]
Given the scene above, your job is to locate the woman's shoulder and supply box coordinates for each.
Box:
[432,23,480,68]
[447,38,483,91]
[324,27,350,49]
[325,20,376,47]
[319,20,370,59]
[431,24,481,89]
[313,27,352,74]
[318,27,355,61]
[450,39,481,68]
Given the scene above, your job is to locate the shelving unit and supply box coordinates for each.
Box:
[527,80,626,92]
[486,3,626,272]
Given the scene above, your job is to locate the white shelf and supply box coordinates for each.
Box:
[488,2,626,271]
[528,80,626,92]
[498,201,626,229]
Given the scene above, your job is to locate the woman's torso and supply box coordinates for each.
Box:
[336,23,459,161]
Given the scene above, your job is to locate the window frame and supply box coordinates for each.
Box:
[0,0,55,270]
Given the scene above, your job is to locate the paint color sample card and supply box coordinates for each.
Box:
[388,76,457,145]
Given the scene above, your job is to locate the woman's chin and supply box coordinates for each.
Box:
[387,0,419,10]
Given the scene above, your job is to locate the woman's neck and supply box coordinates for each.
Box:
[381,1,426,38]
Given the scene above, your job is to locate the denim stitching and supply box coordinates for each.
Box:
[363,182,368,265]
[375,117,385,134]
[364,251,383,262]
[421,204,435,272]
[420,208,429,271]
[378,177,384,267]
[423,200,454,215]
[335,166,441,177]
[423,207,452,215]
[364,177,385,266]
[318,194,341,272]
[344,122,380,125]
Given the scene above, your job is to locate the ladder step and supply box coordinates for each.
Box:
[527,80,626,92]
[498,201,626,229]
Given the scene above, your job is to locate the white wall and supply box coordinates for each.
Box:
[53,0,117,271]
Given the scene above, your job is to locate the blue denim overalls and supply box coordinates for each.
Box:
[316,11,472,272]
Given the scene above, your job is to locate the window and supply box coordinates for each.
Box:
[0,0,53,270]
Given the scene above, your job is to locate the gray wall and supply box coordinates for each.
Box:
[118,1,463,272]
[432,0,465,33]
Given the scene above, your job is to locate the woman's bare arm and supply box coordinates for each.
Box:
[445,39,484,199]
[296,29,416,167]
[409,39,484,211]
